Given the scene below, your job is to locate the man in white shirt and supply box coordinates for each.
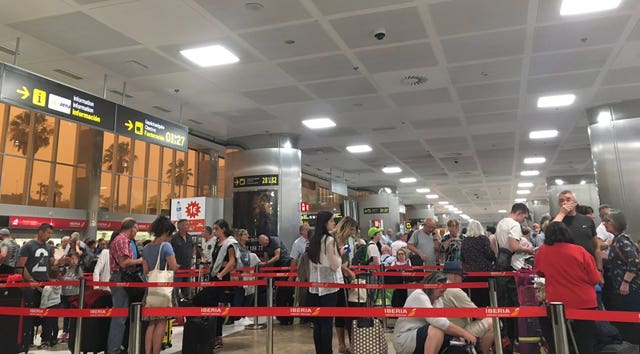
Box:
[201,226,215,264]
[367,227,382,265]
[290,224,310,268]
[596,204,614,259]
[391,232,408,256]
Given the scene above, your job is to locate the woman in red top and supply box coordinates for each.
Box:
[534,221,601,354]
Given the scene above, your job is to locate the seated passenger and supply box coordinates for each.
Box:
[441,261,494,354]
[393,272,476,354]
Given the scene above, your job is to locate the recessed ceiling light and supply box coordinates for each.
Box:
[454,210,463,214]
[524,157,546,164]
[516,189,531,195]
[597,111,612,124]
[520,170,540,176]
[498,209,507,213]
[446,205,455,210]
[529,129,559,140]
[426,194,439,199]
[416,188,431,193]
[346,145,372,153]
[560,0,621,16]
[244,2,265,11]
[460,214,470,220]
[438,201,449,205]
[382,166,402,174]
[537,94,576,108]
[180,45,239,67]
[555,179,565,185]
[302,118,336,129]
[515,198,527,203]
[518,182,534,188]
[400,177,417,183]
[580,180,587,185]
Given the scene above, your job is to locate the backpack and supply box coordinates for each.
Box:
[81,251,96,273]
[351,243,369,266]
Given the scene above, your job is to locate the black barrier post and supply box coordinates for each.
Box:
[128,302,143,354]
[72,277,86,354]
[549,302,570,354]
[266,277,274,354]
[488,278,503,354]
[380,264,392,333]
[245,264,266,330]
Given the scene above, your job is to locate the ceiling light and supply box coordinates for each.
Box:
[518,182,534,188]
[560,0,621,16]
[438,201,449,205]
[516,189,531,195]
[180,45,239,67]
[426,194,439,199]
[416,188,431,193]
[399,177,417,183]
[529,129,559,140]
[454,210,463,214]
[283,140,292,149]
[597,111,612,124]
[524,157,546,164]
[537,94,576,108]
[515,198,527,203]
[445,205,455,210]
[555,179,565,185]
[346,145,372,153]
[382,166,402,174]
[580,180,587,185]
[498,209,507,213]
[460,214,470,220]
[520,170,540,176]
[302,118,336,129]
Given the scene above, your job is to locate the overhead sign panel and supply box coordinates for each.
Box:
[363,207,389,214]
[0,65,116,131]
[115,105,188,151]
[233,174,279,188]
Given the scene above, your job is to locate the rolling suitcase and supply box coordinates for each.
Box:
[161,319,173,349]
[0,287,33,353]
[275,286,294,325]
[514,271,549,354]
[182,317,215,354]
[68,289,112,354]
[598,341,639,353]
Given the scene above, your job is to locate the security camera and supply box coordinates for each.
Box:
[373,28,386,40]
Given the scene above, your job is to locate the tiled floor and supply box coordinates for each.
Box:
[29,317,397,353]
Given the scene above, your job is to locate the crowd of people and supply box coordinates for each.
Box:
[1,188,639,354]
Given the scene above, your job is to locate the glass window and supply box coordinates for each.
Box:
[162,147,174,183]
[186,185,195,198]
[0,104,7,154]
[1,156,27,204]
[160,182,172,213]
[147,180,159,215]
[115,175,131,213]
[131,178,145,214]
[217,158,225,199]
[147,144,160,180]
[102,132,115,172]
[116,136,133,175]
[99,173,113,211]
[53,164,73,208]
[33,115,55,161]
[187,149,197,187]
[29,161,53,206]
[197,153,211,197]
[132,140,147,178]
[56,120,78,165]
[5,107,32,156]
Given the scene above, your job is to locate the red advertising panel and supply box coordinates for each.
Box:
[97,221,151,231]
[9,216,87,230]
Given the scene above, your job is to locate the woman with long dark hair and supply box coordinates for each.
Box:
[308,211,342,354]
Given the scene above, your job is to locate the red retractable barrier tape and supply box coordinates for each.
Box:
[566,309,640,323]
[0,307,128,317]
[275,281,489,290]
[86,280,266,288]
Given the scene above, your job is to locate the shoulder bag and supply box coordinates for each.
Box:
[112,252,145,303]
[495,247,514,271]
[145,243,174,308]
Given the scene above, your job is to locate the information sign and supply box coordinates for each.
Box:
[363,207,390,214]
[115,105,188,151]
[233,174,279,188]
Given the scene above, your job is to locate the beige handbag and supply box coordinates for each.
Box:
[347,278,368,303]
[145,243,174,308]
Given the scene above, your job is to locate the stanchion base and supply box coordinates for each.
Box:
[245,324,267,330]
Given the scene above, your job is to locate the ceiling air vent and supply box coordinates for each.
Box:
[152,105,171,113]
[109,89,133,98]
[125,60,149,70]
[53,68,83,80]
[401,75,428,87]
[0,45,17,56]
[187,119,203,125]
[372,126,396,132]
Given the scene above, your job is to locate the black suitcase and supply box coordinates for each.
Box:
[182,318,215,354]
[68,290,112,354]
[275,286,294,325]
[0,287,33,353]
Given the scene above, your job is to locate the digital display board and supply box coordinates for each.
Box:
[233,174,279,188]
[115,105,188,151]
[363,207,390,214]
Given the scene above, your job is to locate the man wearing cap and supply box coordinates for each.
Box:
[441,261,494,354]
[367,227,382,266]
[407,218,440,266]
[0,228,20,274]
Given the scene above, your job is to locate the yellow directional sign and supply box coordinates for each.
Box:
[16,86,29,100]
[33,88,46,107]
[124,120,133,130]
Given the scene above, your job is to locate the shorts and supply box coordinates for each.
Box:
[414,324,453,354]
[465,318,489,338]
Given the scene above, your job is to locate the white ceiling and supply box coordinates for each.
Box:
[1,0,639,223]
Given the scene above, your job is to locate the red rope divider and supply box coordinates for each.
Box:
[566,309,640,323]
[86,280,266,288]
[275,281,488,290]
[231,272,298,278]
[0,281,80,288]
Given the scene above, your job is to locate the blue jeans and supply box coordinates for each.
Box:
[107,273,130,354]
[309,291,338,354]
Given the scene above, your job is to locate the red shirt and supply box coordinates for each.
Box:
[534,242,600,309]
[109,233,133,272]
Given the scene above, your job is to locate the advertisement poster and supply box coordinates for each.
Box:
[170,196,207,233]
[233,190,278,237]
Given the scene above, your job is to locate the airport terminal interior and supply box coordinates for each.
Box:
[2,0,640,353]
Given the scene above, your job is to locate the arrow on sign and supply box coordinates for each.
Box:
[124,120,133,131]
[16,86,30,100]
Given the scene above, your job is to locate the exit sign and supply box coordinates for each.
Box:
[300,202,311,213]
